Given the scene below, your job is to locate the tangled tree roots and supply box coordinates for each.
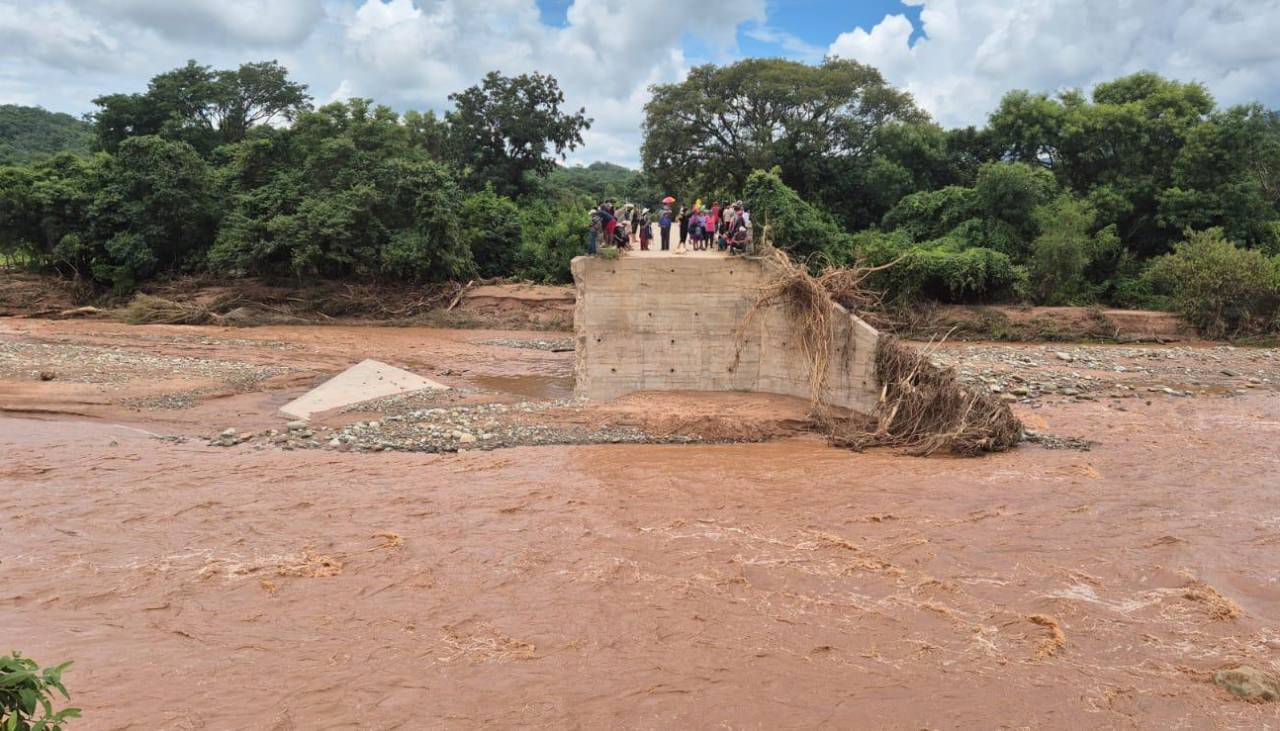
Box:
[833,336,1022,456]
[747,248,1022,457]
[741,249,839,417]
[120,293,233,325]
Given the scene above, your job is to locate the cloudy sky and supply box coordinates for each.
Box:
[2,0,1277,167]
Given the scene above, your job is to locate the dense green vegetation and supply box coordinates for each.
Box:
[650,60,1280,332]
[0,61,593,290]
[0,105,93,165]
[2,57,1279,335]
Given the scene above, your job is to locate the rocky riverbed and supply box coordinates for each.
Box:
[198,341,1279,454]
[932,342,1276,405]
[208,398,710,453]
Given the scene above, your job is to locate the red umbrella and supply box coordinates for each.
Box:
[661,195,675,204]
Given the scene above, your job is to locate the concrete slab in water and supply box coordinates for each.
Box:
[281,359,446,419]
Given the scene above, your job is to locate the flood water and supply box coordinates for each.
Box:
[2,319,1279,728]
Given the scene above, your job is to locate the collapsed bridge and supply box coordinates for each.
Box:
[571,250,882,415]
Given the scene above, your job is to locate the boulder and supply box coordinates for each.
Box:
[1214,666,1280,702]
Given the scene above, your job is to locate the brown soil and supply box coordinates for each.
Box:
[902,303,1195,342]
[3,317,1280,728]
[455,282,574,330]
[1,271,1196,341]
[0,272,573,330]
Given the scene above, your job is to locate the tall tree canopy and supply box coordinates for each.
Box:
[92,60,312,154]
[641,58,927,223]
[987,72,1279,255]
[447,71,591,198]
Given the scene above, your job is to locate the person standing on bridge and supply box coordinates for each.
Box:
[638,209,653,251]
[659,206,673,251]
[602,201,618,250]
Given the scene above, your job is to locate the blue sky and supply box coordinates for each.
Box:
[536,0,924,63]
[2,0,1277,167]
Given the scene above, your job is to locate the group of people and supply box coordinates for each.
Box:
[587,199,753,256]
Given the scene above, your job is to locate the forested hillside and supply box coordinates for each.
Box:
[0,104,94,164]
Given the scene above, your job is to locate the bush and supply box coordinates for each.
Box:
[459,189,521,278]
[881,185,977,242]
[1143,228,1280,337]
[1,651,79,731]
[515,200,589,283]
[1028,194,1093,304]
[972,161,1058,256]
[854,230,1027,303]
[743,168,852,261]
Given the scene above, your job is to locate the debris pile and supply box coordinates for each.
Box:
[749,248,1022,456]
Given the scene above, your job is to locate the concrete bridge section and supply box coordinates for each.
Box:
[571,249,882,414]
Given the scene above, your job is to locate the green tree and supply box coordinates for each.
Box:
[1144,228,1280,337]
[971,162,1058,256]
[542,161,660,204]
[988,72,1216,257]
[641,58,924,223]
[460,189,521,278]
[0,152,104,277]
[742,168,853,261]
[1029,194,1095,304]
[209,99,473,282]
[447,71,590,198]
[1157,104,1280,252]
[88,136,217,290]
[515,194,591,283]
[881,186,977,243]
[853,229,1027,304]
[92,60,311,154]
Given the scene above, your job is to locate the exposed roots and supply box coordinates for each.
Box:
[834,337,1023,457]
[739,249,840,422]
[121,293,235,325]
[744,248,1022,457]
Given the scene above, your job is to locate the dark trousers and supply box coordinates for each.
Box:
[660,227,671,250]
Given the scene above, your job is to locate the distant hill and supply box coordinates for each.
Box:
[0,104,94,165]
[547,161,660,203]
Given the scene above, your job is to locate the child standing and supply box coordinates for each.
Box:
[638,209,652,251]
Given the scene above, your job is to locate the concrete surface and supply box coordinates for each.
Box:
[571,254,881,414]
[280,359,447,419]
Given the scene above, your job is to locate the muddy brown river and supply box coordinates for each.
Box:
[2,319,1279,729]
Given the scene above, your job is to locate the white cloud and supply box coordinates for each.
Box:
[742,23,825,63]
[829,0,1280,128]
[10,0,1273,166]
[0,0,765,167]
[311,0,768,166]
[93,0,327,46]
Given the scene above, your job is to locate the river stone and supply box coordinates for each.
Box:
[1214,666,1280,702]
